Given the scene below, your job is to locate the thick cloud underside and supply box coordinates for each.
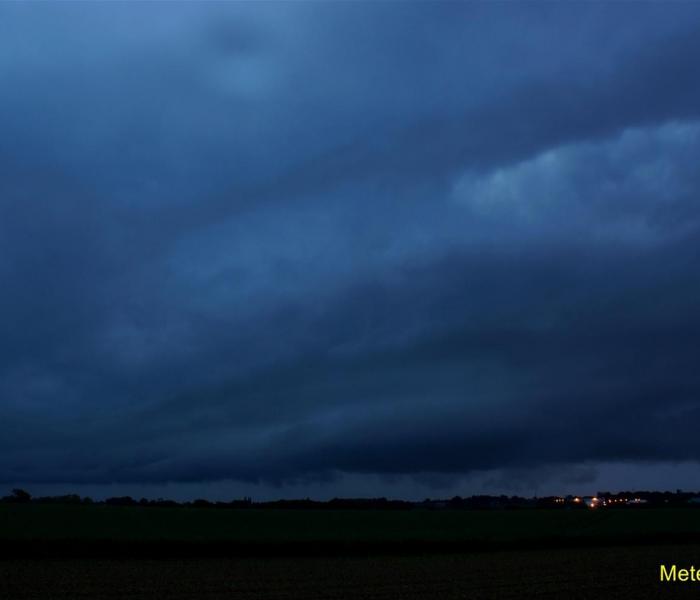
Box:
[3,3,700,493]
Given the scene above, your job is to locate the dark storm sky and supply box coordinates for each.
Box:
[3,2,700,498]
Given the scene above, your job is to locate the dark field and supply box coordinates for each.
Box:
[3,546,700,599]
[5,505,700,546]
[3,506,700,598]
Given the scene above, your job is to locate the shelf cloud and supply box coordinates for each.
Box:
[2,3,700,496]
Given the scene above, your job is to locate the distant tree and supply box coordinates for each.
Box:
[10,489,31,503]
[34,494,81,505]
[104,496,137,507]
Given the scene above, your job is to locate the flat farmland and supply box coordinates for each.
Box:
[4,506,700,598]
[4,505,700,548]
[3,546,700,599]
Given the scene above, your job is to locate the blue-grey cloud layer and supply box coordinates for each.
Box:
[3,3,700,490]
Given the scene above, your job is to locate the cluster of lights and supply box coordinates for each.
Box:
[553,495,645,508]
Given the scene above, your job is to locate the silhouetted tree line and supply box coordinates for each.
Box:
[596,490,700,508]
[4,488,700,509]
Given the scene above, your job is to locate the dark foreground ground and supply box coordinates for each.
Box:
[4,506,700,598]
[3,545,700,599]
